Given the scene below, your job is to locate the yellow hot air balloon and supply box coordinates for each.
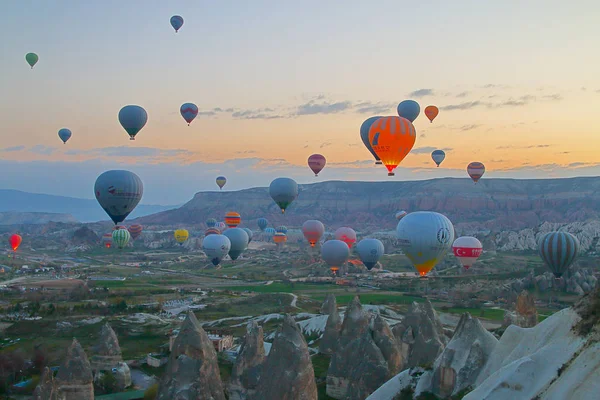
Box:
[174,229,189,245]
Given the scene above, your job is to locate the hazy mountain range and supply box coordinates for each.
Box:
[0,189,176,223]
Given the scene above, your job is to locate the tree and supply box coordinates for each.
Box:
[97,371,118,394]
[33,344,48,373]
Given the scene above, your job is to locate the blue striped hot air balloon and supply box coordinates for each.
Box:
[257,218,268,231]
[538,231,580,278]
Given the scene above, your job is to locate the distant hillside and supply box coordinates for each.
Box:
[0,189,176,223]
[0,211,77,225]
[136,176,600,232]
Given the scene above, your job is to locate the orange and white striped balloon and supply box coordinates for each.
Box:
[467,162,485,183]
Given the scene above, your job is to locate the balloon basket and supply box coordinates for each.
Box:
[388,172,395,177]
[376,161,382,165]
[129,137,135,140]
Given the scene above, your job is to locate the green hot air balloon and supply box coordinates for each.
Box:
[269,177,298,214]
[112,228,131,249]
[223,228,249,260]
[25,53,38,69]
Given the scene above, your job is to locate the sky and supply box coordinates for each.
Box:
[1,0,599,205]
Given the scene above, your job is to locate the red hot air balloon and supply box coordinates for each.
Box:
[452,236,483,270]
[334,227,357,249]
[308,154,326,177]
[128,224,143,240]
[467,162,485,183]
[302,220,325,247]
[9,234,22,252]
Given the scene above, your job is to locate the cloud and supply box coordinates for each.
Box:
[460,124,481,131]
[296,100,352,115]
[455,91,469,98]
[557,151,571,154]
[407,89,434,98]
[30,145,56,155]
[568,162,586,167]
[197,111,217,117]
[320,142,332,149]
[328,160,373,167]
[441,101,485,111]
[543,93,563,101]
[65,146,194,159]
[235,150,257,155]
[232,108,285,120]
[411,146,437,154]
[353,101,395,114]
[2,145,26,152]
[420,133,426,138]
[496,144,552,150]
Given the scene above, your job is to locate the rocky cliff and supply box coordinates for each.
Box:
[91,323,131,391]
[230,320,266,400]
[135,177,600,232]
[33,367,56,400]
[503,290,538,328]
[54,339,94,400]
[319,294,342,355]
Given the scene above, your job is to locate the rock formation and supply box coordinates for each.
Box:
[54,338,94,400]
[392,300,447,368]
[327,296,390,400]
[91,323,131,391]
[33,367,56,400]
[371,314,403,376]
[424,313,498,397]
[320,293,337,315]
[229,321,266,400]
[319,296,342,355]
[253,315,317,400]
[71,226,100,246]
[157,311,225,400]
[503,290,538,328]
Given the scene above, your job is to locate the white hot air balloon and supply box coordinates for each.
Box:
[202,234,231,266]
[452,236,483,270]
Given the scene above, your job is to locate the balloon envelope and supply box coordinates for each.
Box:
[180,103,198,125]
[302,220,325,247]
[9,234,22,251]
[94,170,143,225]
[206,218,217,228]
[269,177,298,213]
[397,100,420,122]
[102,233,112,248]
[216,222,226,233]
[431,150,446,167]
[396,211,454,276]
[265,227,276,236]
[395,211,408,221]
[334,227,357,248]
[357,238,385,270]
[424,105,439,123]
[321,240,350,272]
[174,229,189,244]
[369,116,416,176]
[170,15,184,32]
[242,228,253,243]
[276,226,288,234]
[308,154,326,176]
[205,227,220,236]
[360,116,384,164]
[223,228,249,260]
[257,218,268,231]
[128,224,143,240]
[58,128,72,144]
[273,232,287,244]
[25,53,38,68]
[203,234,231,266]
[452,236,483,269]
[216,176,227,189]
[225,212,241,228]
[538,231,580,278]
[112,228,131,249]
[118,105,148,140]
[467,162,485,183]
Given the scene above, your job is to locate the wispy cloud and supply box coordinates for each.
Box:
[407,89,434,98]
[30,145,56,155]
[297,100,352,115]
[320,142,332,148]
[496,144,552,150]
[441,101,485,111]
[353,101,395,114]
[411,146,437,154]
[232,108,284,120]
[460,124,481,131]
[1,145,26,152]
[455,91,469,98]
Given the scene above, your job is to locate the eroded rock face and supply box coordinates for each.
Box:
[319,299,342,356]
[91,323,131,391]
[55,339,94,400]
[253,315,317,400]
[504,291,538,328]
[429,313,498,397]
[372,314,404,376]
[392,300,448,368]
[326,296,390,400]
[157,311,225,400]
[33,367,56,400]
[229,320,266,400]
[320,293,337,315]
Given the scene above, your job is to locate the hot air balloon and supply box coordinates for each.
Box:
[225,212,241,228]
[216,176,227,190]
[118,105,147,140]
[9,234,22,252]
[203,234,231,266]
[302,220,325,247]
[308,154,326,176]
[94,170,143,225]
[25,53,38,69]
[397,100,420,122]
[395,211,408,221]
[424,106,439,123]
[431,150,446,167]
[206,218,217,228]
[257,218,268,231]
[58,128,72,144]
[112,228,131,249]
[216,222,226,233]
[275,226,288,235]
[369,116,417,176]
[223,228,249,260]
[174,229,189,245]
[128,224,143,240]
[467,162,485,183]
[452,236,483,270]
[265,227,276,236]
[396,211,454,277]
[538,232,580,278]
[269,177,298,214]
[334,227,357,249]
[321,240,350,275]
[273,233,287,248]
[357,238,385,270]
[113,225,127,231]
[243,228,253,244]
[102,233,112,249]
[360,116,384,164]
[180,103,198,126]
[170,15,184,32]
[205,227,220,236]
